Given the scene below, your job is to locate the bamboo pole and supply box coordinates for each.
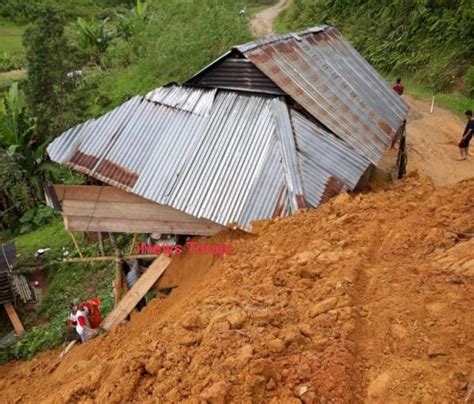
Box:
[68,231,83,259]
[108,233,123,308]
[128,234,138,255]
[62,254,161,263]
[114,256,123,307]
[97,232,105,256]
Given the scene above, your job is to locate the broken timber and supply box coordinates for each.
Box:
[101,255,171,331]
[4,303,25,335]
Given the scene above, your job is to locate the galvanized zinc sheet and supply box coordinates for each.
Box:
[48,85,370,231]
[237,26,409,165]
[291,110,371,189]
[187,57,285,95]
[48,87,295,229]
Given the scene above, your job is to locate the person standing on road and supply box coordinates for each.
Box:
[458,110,473,161]
[393,78,404,95]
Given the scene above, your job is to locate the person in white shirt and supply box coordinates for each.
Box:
[72,305,98,343]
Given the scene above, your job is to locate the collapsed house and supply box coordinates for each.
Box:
[47,25,408,236]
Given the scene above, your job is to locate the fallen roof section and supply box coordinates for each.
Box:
[47,85,370,231]
[188,25,409,165]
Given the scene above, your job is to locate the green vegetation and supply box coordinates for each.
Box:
[276,0,474,97]
[0,22,24,53]
[1,221,115,362]
[394,76,473,118]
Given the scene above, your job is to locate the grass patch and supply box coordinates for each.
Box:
[404,80,473,117]
[0,21,24,53]
[0,220,115,362]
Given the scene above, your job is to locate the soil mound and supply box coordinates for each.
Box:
[0,174,473,403]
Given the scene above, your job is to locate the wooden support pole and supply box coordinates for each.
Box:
[4,303,25,335]
[114,257,123,307]
[97,232,105,256]
[109,233,123,308]
[128,234,138,255]
[63,254,161,263]
[68,231,83,259]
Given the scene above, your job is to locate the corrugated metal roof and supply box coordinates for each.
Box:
[237,26,408,165]
[187,57,285,95]
[48,85,369,231]
[291,110,371,189]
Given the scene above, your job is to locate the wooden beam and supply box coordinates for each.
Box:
[53,184,225,235]
[4,303,25,335]
[101,255,171,331]
[64,215,223,235]
[54,184,145,204]
[63,254,162,263]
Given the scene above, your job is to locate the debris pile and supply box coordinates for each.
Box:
[0,174,473,403]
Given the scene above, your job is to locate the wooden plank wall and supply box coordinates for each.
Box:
[54,185,225,235]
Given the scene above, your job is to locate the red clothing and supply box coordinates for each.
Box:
[393,83,404,95]
[77,315,86,327]
[82,298,102,328]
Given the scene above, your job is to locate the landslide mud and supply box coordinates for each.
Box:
[0,174,473,403]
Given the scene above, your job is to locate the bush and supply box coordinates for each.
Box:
[465,65,474,98]
[0,52,25,72]
[276,0,474,92]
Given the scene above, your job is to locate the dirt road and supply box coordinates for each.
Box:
[250,0,291,37]
[405,95,473,186]
[249,1,472,186]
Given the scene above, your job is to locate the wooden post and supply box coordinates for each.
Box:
[97,232,105,256]
[128,234,138,255]
[4,303,25,335]
[109,233,123,307]
[68,231,83,259]
[114,257,123,307]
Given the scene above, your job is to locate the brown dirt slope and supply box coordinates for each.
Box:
[0,174,473,403]
[405,94,474,186]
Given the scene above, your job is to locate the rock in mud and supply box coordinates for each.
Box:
[308,297,338,317]
[367,372,391,399]
[267,338,286,353]
[226,310,247,329]
[199,381,231,404]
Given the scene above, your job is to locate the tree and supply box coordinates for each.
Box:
[23,7,87,139]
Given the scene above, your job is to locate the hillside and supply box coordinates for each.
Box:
[0,175,473,402]
[276,0,474,97]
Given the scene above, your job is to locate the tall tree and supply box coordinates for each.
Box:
[23,7,86,139]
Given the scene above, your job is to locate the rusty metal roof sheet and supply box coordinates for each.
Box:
[291,110,370,189]
[189,25,408,165]
[48,86,371,231]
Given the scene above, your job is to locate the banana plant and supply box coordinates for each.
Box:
[77,17,112,65]
[135,0,148,19]
[0,83,58,201]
